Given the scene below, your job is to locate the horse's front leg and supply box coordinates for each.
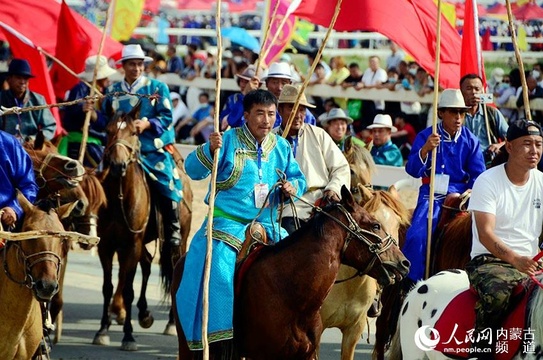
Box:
[111,273,126,325]
[93,241,115,346]
[137,253,154,329]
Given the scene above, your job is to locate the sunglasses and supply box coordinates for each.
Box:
[445,109,467,115]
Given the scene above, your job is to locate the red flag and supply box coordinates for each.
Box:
[460,0,487,87]
[50,1,91,100]
[0,23,63,137]
[288,0,462,89]
[262,0,297,66]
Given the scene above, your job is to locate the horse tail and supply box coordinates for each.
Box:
[159,240,180,298]
[386,323,403,360]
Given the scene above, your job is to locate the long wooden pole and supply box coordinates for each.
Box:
[282,0,343,138]
[505,0,531,121]
[201,0,223,358]
[254,0,281,74]
[425,0,443,280]
[78,1,113,163]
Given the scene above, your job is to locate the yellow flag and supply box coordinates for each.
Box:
[518,25,528,51]
[110,0,145,41]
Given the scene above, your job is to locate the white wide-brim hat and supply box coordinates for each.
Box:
[116,44,153,64]
[367,114,397,132]
[278,84,315,108]
[437,89,469,110]
[261,62,294,81]
[321,108,354,127]
[78,55,117,82]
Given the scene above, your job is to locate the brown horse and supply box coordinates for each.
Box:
[93,102,192,351]
[172,186,410,359]
[319,185,411,360]
[344,140,375,204]
[0,192,78,359]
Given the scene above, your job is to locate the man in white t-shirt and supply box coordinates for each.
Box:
[466,120,543,357]
[359,55,387,127]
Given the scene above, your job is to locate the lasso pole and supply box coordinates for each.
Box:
[201,0,223,358]
[505,0,531,121]
[78,0,113,163]
[425,0,443,280]
[282,0,343,138]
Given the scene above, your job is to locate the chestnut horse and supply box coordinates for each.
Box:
[93,102,192,351]
[0,193,80,359]
[173,186,410,359]
[319,185,411,360]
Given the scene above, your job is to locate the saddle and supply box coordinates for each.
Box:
[432,281,533,359]
[234,222,269,297]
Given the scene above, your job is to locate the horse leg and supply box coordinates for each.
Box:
[93,242,115,346]
[172,256,192,359]
[136,253,154,329]
[164,307,177,336]
[51,253,68,344]
[340,320,367,360]
[111,278,126,325]
[117,243,141,351]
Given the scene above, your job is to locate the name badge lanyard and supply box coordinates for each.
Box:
[257,142,263,183]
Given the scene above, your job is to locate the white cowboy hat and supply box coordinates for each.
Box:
[278,84,315,108]
[437,89,469,109]
[236,65,259,82]
[116,44,153,64]
[321,108,353,127]
[78,55,117,82]
[367,114,397,132]
[260,62,294,81]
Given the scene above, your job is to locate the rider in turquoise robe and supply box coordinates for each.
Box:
[177,90,306,350]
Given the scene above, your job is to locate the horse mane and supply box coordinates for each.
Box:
[363,191,411,228]
[34,198,56,213]
[80,171,108,211]
[345,142,376,179]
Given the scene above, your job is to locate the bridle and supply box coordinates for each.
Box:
[104,121,150,234]
[2,238,62,290]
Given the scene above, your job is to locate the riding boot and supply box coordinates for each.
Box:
[161,197,182,248]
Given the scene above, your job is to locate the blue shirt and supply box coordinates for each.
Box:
[370,140,403,167]
[464,105,508,150]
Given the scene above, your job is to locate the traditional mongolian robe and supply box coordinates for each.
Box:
[177,125,306,349]
[403,123,485,282]
[0,130,38,219]
[370,139,403,167]
[102,76,182,202]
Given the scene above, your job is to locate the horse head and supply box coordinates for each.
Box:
[337,185,410,286]
[344,142,375,203]
[6,192,77,301]
[104,101,142,178]
[24,132,85,194]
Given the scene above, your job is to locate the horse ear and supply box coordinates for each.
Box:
[57,201,80,220]
[388,185,400,200]
[16,190,33,214]
[34,131,46,150]
[340,185,356,209]
[359,185,373,204]
[128,100,143,120]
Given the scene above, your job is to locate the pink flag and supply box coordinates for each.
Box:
[262,0,297,67]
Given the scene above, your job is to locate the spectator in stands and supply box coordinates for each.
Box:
[322,107,365,150]
[488,67,505,94]
[260,62,316,127]
[220,65,261,129]
[386,42,405,71]
[317,98,339,126]
[171,92,190,130]
[341,62,363,90]
[461,73,508,163]
[516,73,543,124]
[391,112,417,159]
[341,62,364,132]
[0,59,56,140]
[166,45,183,74]
[367,114,403,167]
[279,53,302,83]
[359,55,388,128]
[189,102,215,144]
[494,69,520,123]
[306,51,331,83]
[327,56,350,109]
[175,92,212,143]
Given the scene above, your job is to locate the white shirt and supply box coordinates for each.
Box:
[469,164,543,259]
[361,67,387,110]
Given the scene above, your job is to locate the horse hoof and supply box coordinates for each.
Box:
[92,333,110,346]
[121,341,138,351]
[163,323,177,336]
[139,314,154,329]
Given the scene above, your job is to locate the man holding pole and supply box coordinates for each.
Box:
[461,73,508,166]
[101,44,183,248]
[177,89,306,352]
[403,89,485,284]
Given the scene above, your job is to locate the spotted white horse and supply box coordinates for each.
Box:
[388,269,543,360]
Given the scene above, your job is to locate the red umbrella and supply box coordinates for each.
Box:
[513,2,543,21]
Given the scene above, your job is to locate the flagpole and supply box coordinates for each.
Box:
[259,6,292,68]
[425,0,443,280]
[505,0,531,121]
[282,0,343,138]
[78,1,113,163]
[255,0,281,73]
[201,0,223,358]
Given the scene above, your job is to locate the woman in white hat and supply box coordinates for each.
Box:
[102,44,183,248]
[59,55,118,168]
[367,114,403,167]
[402,89,485,285]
